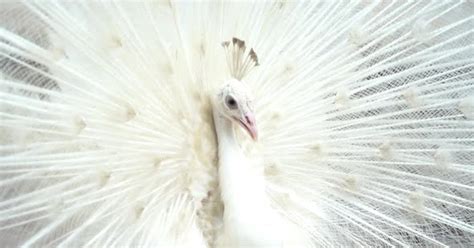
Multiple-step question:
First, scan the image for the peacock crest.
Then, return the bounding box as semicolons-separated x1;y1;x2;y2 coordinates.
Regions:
221;37;259;80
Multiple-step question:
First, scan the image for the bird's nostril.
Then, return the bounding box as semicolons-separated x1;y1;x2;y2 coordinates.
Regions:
245;115;254;125
245;116;251;124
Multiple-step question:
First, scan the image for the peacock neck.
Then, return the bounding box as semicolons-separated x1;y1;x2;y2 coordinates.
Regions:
212;106;265;212
212;110;239;151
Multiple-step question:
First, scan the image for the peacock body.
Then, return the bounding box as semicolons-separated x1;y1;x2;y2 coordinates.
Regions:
0;1;473;247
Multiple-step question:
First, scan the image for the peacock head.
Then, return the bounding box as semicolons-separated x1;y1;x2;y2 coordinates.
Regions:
216;78;258;141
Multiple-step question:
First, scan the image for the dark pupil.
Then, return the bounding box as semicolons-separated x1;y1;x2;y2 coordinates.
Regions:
226;96;237;109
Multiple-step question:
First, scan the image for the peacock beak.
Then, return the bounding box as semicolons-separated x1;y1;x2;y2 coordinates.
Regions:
236;113;258;141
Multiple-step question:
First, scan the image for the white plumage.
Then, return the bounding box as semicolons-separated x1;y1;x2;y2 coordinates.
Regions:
0;1;473;247
212;78;307;247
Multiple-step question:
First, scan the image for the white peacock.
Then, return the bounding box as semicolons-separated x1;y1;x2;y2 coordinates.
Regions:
0;1;473;247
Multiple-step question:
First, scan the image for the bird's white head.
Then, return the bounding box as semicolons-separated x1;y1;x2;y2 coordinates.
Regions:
215;78;258;141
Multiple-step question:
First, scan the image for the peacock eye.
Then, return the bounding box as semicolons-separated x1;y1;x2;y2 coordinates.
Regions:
225;95;238;109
